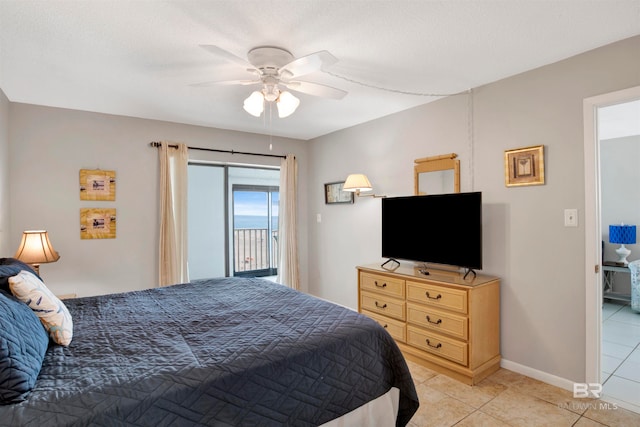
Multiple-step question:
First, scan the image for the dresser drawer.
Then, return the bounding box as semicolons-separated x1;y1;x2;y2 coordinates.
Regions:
360;272;405;298
360;291;406;321
407;302;468;340
363;310;406;343
407;281;468;314
407;325;468;366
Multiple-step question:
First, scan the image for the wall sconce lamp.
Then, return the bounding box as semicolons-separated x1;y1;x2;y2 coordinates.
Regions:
343;174;386;198
609;223;636;266
14;230;60;275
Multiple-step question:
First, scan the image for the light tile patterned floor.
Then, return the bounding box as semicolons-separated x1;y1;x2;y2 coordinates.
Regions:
406;361;640;427
601;301;640;413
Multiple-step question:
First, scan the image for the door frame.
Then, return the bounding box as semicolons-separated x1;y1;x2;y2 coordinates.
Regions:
583;85;640;384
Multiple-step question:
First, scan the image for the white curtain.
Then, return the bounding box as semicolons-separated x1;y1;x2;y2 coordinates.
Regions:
277;154;300;289
158;141;189;286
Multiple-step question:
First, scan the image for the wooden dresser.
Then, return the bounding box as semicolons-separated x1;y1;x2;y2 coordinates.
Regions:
357;263;500;385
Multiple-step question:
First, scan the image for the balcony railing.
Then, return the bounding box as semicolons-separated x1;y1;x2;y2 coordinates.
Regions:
234;229;279;274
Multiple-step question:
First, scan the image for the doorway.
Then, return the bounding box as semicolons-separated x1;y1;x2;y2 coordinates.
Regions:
584;85;640;413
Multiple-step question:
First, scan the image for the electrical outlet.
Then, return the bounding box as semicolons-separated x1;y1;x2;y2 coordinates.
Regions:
564;209;578;227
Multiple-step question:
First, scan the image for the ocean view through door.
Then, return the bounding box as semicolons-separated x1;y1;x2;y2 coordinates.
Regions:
232;185;279;277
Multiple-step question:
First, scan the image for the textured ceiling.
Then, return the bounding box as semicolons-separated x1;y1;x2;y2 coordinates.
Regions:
1;0;639;140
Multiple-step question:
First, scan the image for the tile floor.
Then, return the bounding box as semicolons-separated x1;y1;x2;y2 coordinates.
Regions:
406;361;640;426
601;301;640;413
402;301;640;426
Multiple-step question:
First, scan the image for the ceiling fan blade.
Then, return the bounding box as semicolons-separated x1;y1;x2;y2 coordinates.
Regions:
280;51;338;78
284;80;347;100
190;79;260;87
199;45;256;71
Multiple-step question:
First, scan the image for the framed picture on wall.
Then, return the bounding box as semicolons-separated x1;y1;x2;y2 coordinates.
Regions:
324;181;354;204
80;208;117;239
80;169;116;201
504;145;545;187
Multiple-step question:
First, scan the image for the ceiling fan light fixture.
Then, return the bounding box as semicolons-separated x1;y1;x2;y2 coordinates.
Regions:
277;91;300;118
243;91;264;117
262;85;280;102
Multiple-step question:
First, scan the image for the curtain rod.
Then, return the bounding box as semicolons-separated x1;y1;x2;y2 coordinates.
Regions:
149;141;287;159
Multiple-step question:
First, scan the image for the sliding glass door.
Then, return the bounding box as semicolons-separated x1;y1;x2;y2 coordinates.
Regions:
187;164;226;279
188;164;279;280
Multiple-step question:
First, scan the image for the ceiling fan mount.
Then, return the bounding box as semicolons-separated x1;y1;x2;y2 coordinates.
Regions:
246;46;294;75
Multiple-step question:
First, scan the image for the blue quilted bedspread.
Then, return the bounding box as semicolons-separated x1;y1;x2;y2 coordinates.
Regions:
0;277;419;426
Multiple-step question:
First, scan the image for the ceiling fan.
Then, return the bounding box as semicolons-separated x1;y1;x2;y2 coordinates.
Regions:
193;45;347;118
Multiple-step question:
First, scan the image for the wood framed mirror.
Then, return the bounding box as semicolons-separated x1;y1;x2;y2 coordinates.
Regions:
414;153;460;195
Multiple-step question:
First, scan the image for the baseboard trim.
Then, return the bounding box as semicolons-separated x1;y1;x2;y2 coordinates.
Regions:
500;358;575;392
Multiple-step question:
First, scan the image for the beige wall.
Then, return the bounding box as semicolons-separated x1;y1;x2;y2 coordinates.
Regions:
307;35;640;383
0;89;9;254
7;104;309;297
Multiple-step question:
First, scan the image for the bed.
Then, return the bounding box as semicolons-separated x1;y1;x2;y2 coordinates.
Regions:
0;264;419;426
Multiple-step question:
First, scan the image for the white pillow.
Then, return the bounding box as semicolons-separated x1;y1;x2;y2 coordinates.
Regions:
9;270;73;346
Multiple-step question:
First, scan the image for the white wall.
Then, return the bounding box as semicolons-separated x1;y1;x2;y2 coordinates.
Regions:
0;89;9;254
601;135;640;293
306;35;640;383
7;104;309;297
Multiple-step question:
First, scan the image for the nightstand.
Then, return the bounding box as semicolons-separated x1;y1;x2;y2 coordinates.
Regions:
603;262;631;302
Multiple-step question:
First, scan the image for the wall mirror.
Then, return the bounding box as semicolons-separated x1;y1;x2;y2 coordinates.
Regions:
414;153;460;195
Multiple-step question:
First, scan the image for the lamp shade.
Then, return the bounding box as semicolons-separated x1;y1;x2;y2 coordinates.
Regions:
14;230;60;265
343;174;373;192
276;91;300;118
609;225;636;244
243;91;264;117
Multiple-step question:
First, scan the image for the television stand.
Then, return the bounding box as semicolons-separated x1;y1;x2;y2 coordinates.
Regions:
357;263;501;385
463;268;477;280
381;258;400;271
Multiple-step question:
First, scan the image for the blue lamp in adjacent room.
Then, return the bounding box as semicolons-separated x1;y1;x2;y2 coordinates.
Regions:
609;224;636;266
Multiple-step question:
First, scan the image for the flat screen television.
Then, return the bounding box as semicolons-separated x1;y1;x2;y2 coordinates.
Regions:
381;192;482;270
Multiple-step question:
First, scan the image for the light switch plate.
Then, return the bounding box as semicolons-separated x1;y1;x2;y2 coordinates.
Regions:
564;209;578;227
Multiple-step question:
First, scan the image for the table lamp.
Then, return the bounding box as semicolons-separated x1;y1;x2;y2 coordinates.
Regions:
14;230;60;275
609;224;636;266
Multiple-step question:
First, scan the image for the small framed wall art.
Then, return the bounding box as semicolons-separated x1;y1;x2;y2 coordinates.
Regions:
80;169;116;201
324;181;354;204
80;208;117;239
504;145;545;187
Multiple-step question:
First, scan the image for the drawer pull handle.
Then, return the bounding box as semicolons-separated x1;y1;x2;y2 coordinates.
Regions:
382;324;388;329
426;315;442;325
426;339;442;349
375;301;387;309
374;281;387;288
425;291;442;300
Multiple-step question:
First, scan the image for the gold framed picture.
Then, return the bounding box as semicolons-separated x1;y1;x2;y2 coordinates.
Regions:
80;208;116;239
80;169;116;201
324;181;354;204
504;145;545;187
